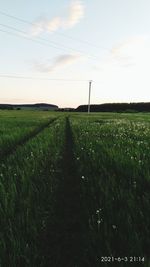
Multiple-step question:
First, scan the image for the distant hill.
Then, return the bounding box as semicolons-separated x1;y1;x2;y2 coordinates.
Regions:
57;107;75;112
0;103;58;110
76;103;150;112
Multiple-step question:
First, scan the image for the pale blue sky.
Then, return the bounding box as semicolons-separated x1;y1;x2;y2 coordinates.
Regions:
0;0;150;107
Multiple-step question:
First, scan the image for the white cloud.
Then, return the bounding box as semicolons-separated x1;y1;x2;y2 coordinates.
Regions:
63;0;85;28
111;36;146;55
34;54;82;73
111;35;149;65
47;17;62;32
91;35;150;103
31;1;84;36
94;35;150;71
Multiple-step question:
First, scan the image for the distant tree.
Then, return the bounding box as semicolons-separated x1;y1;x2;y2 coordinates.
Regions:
76;103;150;112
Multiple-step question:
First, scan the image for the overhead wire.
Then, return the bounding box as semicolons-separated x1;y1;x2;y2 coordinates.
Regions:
0;27;64;51
0;10;109;51
0;10;105;84
0;74;89;82
54;31;109;51
0;23;102;60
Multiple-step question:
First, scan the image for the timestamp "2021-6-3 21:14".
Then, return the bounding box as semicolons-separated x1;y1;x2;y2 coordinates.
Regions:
100;256;145;263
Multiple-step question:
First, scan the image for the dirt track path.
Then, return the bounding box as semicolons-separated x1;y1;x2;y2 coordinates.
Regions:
40;117;89;267
0;117;57;161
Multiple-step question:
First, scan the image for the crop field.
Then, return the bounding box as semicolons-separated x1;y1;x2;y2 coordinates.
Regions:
0;110;150;267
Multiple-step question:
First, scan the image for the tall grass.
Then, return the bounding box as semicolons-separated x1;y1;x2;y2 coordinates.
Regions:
0;117;65;266
0;111;150;266
71;116;150;266
0;110;57;157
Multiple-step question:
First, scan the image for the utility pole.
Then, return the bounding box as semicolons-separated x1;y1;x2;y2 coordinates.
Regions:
88;80;92;113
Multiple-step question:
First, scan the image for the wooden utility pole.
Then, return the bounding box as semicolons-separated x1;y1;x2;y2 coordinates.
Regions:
88;80;92;113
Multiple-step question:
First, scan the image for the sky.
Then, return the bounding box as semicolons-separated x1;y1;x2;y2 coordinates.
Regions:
0;0;150;108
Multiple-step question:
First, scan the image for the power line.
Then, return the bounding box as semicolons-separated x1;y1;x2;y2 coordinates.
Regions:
0;23;101;60
0;28;64;51
54;31;109;51
0;10;109;52
0;23;77;53
0;10;32;25
0;74;89;82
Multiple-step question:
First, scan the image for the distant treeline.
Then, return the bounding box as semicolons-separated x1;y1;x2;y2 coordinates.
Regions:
1;102;150;112
57;108;75;112
0;104;13;110
0;103;58;110
76;103;150;112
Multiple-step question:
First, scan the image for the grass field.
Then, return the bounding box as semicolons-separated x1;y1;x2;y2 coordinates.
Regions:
0;110;149;266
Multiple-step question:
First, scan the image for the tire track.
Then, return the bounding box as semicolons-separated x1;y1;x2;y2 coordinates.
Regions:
40;117;89;267
0;117;58;162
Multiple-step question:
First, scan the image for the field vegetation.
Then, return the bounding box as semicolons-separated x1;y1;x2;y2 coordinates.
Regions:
0;110;149;266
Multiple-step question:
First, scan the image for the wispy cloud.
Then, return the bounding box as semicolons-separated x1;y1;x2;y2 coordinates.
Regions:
93;35;149;71
64;0;85;28
110;35;148;65
34;54;82;72
90;35;150;103
31;0;85;36
111;36;147;55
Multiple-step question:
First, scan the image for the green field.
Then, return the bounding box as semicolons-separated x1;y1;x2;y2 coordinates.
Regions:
0;110;149;266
